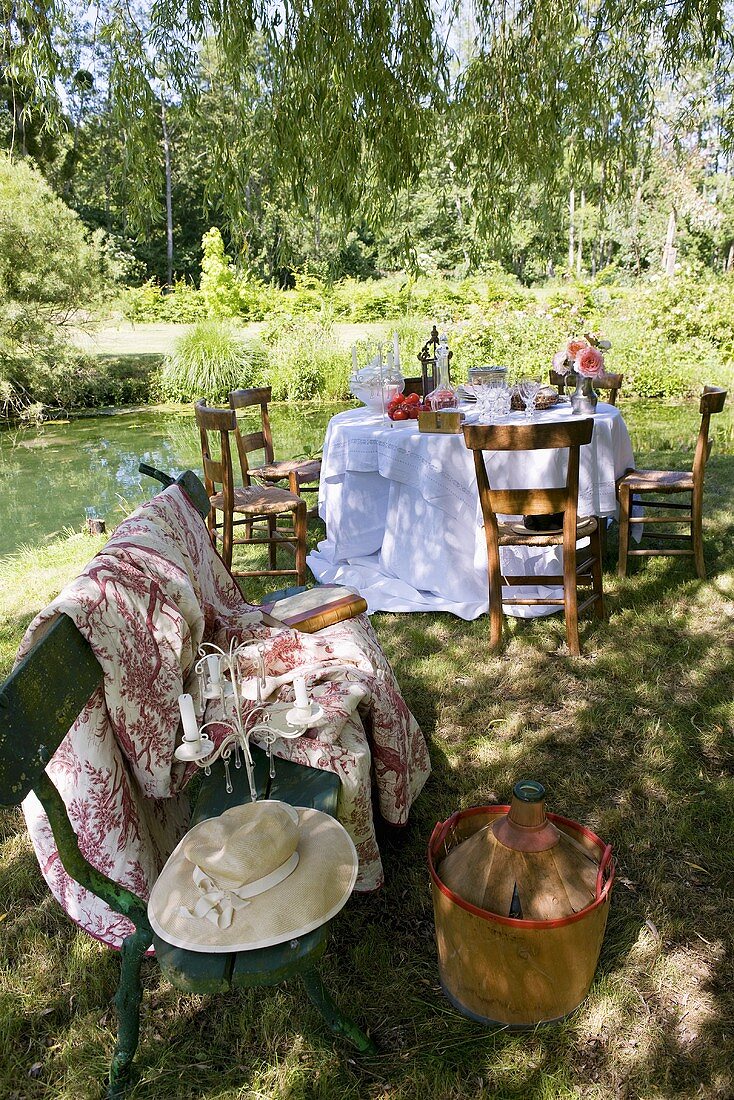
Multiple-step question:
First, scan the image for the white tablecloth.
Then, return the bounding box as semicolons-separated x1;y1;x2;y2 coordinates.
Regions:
307;403;635;620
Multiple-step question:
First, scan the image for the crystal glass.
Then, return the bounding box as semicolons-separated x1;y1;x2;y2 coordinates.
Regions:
466;366;509;421
427;336;458;410
517;379;543;419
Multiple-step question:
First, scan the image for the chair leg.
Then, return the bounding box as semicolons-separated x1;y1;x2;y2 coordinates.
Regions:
294;502;307;586
692;489;706;579
617;486;631;577
590;524;606;620
563;543;581;656
300;966;377;1054
597;515;608;562
108;924;153;1099
487;546;504;651
222;508;233;569
267;515;277;570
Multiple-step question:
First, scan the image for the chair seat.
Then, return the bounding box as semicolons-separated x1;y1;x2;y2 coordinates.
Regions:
618;469;694;493
253;458;321;484
497;516;598;546
209;485;303;515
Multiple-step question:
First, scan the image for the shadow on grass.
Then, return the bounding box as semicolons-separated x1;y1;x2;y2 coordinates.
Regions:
0;446;732;1098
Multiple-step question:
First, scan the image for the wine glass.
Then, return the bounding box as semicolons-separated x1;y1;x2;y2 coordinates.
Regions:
517;379;542;419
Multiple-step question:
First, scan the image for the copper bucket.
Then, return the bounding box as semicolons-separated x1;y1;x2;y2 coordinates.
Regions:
428;781;614;1027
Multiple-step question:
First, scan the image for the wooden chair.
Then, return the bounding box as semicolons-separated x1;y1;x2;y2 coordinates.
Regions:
550;369;624;405
463;418;605;656
195;400;307;584
617;385;728;579
229;388;321;512
402;377;425;398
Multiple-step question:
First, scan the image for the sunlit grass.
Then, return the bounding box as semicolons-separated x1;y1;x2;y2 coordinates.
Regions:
0;398;732;1097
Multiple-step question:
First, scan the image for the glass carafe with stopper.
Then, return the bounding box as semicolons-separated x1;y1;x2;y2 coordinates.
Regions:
427;333;458;410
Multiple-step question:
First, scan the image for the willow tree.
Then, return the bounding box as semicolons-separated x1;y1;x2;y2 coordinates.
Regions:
2;0;731;244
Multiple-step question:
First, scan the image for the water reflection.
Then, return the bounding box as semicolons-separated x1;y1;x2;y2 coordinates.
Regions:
0;404;345;558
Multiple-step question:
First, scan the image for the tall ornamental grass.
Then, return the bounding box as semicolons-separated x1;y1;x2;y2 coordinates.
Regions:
160;321;266;402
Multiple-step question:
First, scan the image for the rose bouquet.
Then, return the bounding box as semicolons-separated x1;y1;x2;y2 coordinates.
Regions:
552;334;611;379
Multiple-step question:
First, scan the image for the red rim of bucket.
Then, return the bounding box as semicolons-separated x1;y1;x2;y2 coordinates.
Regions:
428;805;615;930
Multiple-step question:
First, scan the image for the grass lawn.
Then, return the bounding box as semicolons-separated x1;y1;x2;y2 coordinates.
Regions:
1;400;733;1099
71;320;396;357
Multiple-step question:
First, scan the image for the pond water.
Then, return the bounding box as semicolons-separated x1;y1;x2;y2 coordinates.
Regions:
0;398;730;560
0;404;346;559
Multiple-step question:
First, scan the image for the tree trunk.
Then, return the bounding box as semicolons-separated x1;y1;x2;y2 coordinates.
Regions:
631;166;644;276
568;187;575;270
662;207;677;276
576;191;585;277
726;242;734;273
161;98;174;287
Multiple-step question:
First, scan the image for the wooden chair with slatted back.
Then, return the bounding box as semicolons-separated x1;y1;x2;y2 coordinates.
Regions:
549;369;624;405
195;400;307;584
229;388;321;513
401;377;425;398
463;418;605;656
617;384;728;579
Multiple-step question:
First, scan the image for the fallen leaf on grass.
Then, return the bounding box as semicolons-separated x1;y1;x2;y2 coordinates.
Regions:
645;919;661;940
28;1062;43;1078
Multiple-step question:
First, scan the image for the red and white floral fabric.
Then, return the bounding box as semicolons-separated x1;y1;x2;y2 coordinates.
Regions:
18;485;430;949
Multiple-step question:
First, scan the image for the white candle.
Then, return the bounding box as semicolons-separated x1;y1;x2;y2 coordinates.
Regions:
178;693;200;743
206;654;221;685
351;346;358;372
293;675;309;711
393;331;400;368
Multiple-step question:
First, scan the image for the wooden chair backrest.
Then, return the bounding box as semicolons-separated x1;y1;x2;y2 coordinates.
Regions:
549;369;624;404
463;418;594;530
194;400;238;503
229;388;275;481
693;385;728;487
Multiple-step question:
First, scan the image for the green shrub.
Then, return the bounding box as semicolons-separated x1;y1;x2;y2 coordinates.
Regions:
124;279;207;323
159;321;266;402
200;228;245;318
262;318;352;401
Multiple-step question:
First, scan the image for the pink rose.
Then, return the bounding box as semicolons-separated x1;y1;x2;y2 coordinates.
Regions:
567;338;588;361
552;349;569;373
575;345;605;378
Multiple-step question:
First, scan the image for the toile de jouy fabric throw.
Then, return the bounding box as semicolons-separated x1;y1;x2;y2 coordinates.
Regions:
17;485;430;949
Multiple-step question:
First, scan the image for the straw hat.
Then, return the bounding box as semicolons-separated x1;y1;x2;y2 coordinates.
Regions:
148;801;358;952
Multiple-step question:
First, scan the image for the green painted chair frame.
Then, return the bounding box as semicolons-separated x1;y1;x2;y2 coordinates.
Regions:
0;472;375;1100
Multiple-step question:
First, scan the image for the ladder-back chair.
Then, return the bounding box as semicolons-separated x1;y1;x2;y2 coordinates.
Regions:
229;388;321;511
550;370;624;405
463;418;605;656
617;384;728;578
195;400;307;584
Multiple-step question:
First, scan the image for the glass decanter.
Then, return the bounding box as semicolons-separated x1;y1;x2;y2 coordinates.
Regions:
427;333;458;410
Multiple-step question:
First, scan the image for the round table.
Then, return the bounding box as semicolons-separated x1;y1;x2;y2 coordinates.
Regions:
307;403;635;620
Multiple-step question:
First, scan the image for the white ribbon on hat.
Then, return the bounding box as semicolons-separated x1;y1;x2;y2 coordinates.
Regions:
179;851;300;929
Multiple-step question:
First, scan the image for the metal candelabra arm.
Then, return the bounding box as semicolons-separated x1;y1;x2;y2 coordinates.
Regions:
175;638;323;799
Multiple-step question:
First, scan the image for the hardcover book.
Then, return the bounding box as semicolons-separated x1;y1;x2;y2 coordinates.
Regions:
260;584;368;633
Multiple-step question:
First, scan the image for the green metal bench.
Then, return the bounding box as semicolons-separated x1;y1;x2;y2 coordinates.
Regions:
0;470;375;1099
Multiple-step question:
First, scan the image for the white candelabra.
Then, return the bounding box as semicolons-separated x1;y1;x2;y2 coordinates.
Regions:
175;640;323;799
